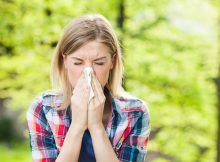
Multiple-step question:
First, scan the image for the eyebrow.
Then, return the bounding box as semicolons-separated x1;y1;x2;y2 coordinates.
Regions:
94;56;107;61
71;56;107;61
71;57;83;61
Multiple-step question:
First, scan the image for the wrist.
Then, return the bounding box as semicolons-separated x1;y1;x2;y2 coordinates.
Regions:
69;123;86;136
89;123;105;135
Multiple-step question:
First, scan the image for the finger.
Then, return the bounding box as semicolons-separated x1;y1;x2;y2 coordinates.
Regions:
90;74;97;98
73;73;84;90
75;73;88;91
91;73;105;102
73;73;89;98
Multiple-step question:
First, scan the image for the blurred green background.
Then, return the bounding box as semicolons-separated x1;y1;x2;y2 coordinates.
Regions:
0;0;219;162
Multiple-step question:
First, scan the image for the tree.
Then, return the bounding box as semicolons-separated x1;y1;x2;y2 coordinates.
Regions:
216;2;220;161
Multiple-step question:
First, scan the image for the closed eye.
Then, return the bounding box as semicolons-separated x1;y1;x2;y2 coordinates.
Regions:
94;62;105;65
73;62;82;65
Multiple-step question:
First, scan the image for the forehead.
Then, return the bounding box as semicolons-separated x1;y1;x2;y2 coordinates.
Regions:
70;41;111;58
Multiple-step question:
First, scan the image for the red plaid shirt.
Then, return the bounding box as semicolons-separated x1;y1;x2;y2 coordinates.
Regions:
27;91;150;162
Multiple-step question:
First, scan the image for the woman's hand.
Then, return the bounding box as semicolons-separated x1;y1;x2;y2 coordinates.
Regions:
88;73;106;132
70;73;89;133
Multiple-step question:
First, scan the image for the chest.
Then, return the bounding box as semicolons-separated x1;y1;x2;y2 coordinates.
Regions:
44;105;133;153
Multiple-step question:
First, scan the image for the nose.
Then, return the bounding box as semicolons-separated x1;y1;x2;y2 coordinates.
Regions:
83;63;95;75
84;61;93;67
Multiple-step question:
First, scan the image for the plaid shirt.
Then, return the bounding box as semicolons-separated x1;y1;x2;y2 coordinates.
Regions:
27;91;150;162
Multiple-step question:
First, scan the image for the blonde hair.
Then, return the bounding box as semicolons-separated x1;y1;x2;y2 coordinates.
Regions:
51;14;124;109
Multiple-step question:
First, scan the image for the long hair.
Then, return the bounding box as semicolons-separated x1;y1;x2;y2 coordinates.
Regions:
51;14;124;109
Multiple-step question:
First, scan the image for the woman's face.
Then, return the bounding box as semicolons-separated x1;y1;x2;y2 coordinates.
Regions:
63;40;114;88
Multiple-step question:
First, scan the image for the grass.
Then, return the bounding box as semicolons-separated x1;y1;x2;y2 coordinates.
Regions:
0;142;32;162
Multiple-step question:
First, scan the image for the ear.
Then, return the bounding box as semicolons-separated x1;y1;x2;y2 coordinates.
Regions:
110;54;116;69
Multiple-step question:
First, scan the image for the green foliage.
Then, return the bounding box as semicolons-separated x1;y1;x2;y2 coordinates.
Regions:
124;0;218;161
0;117;17;142
0;142;31;162
0;0;218;161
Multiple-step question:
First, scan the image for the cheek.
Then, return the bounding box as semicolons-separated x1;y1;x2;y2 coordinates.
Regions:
94;66;110;87
66;66;83;88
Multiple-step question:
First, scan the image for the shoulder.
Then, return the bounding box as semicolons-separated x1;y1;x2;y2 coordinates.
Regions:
27;90;63;117
41;90;63;109
112;92;149;116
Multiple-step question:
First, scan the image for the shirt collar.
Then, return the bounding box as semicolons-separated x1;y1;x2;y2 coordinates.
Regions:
111;97;122;117
107;88;122;117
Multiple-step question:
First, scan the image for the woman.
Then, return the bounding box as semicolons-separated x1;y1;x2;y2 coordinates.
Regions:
27;14;150;162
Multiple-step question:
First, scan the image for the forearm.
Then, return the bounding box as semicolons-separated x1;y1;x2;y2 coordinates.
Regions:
90;125;119;162
56;124;84;162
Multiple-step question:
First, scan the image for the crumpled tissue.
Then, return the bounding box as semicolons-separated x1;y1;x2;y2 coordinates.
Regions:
83;67;95;102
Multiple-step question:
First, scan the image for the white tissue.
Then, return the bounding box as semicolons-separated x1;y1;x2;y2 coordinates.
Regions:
83;67;95;101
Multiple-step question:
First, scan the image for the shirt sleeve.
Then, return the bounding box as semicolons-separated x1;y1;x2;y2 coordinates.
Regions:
118;102;150;162
26;96;58;162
